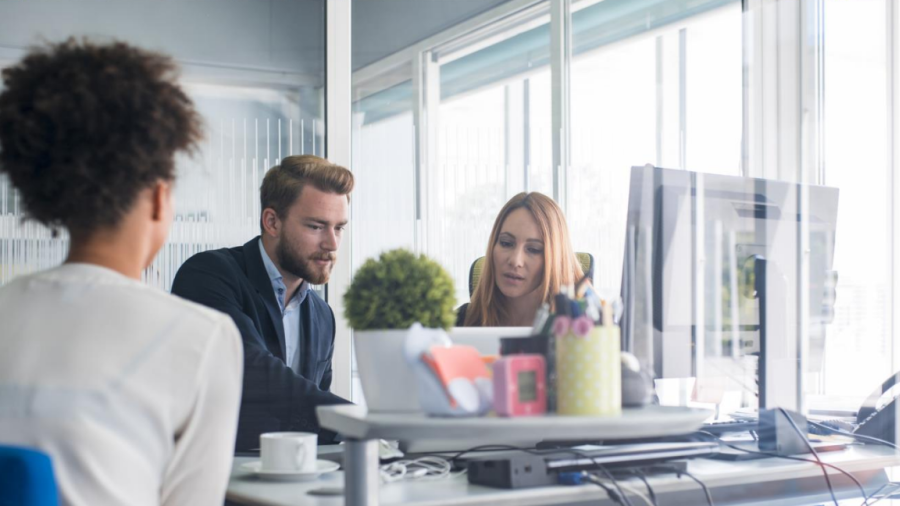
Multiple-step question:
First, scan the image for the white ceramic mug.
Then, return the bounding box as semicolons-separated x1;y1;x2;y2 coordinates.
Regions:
260;432;317;472
654;377;696;407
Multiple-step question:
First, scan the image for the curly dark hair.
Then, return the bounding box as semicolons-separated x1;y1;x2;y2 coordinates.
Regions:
0;39;202;235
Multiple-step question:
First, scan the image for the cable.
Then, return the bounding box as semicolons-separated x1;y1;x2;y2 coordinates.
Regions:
442;444;534;467
520;444;704;506
808;420;900;450
593;466;635;506
865;482;900;506
775;407;841;506
585;473;654;506
584;472;626;506
440;443;626;476
442;443;651;506
648;465;713;506
617;482;654;506
681;469;714;506
538;446;634;506
582;473;630;506
696;430;870;505
379;456;453;483
432;441;734;506
623;469;658;506
558;471;623;505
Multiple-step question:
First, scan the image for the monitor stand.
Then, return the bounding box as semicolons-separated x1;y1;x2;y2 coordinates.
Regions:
755;257;801;412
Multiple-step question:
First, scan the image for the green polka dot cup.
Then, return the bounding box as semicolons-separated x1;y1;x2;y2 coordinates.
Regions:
556;325;622;416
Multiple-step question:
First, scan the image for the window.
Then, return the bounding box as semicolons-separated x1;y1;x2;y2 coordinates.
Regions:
815;0;891;409
569;1;742;298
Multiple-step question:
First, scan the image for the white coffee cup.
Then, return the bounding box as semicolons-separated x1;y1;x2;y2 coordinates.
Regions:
654;377;696;407
260;432;317;472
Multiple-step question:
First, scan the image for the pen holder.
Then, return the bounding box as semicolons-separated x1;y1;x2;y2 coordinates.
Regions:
555;323;621;416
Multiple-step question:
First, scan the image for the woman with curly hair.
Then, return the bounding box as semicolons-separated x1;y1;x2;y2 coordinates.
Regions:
458;192;584;327
0;40;243;506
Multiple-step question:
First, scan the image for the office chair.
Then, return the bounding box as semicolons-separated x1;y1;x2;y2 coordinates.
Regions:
468;252;594;297
0;446;59;506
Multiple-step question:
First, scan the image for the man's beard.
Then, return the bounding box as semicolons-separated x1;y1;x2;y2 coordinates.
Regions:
276;237;335;285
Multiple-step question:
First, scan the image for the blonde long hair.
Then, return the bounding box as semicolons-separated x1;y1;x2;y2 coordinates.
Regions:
464;192;583;327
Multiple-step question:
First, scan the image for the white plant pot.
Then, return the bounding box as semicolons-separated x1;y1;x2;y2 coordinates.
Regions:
353;329;422;413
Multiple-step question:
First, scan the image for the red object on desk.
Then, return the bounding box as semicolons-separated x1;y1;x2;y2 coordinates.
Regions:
421;345;490;408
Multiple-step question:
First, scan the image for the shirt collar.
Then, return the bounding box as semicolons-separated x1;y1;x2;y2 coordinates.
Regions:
258;238;308;308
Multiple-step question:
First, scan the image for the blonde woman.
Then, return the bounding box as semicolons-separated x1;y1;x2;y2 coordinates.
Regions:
458;192;584;327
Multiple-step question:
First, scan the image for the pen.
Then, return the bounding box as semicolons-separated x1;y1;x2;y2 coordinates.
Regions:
555;293;571;317
570;299;582;318
601;300;613;328
531;303;550;335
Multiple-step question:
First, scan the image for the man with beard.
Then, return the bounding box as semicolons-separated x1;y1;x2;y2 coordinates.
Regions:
171;155;352;450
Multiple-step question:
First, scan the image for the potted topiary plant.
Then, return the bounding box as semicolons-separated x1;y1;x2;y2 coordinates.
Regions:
344;248;456;412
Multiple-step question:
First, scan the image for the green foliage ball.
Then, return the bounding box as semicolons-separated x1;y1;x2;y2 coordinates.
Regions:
344;249;457;331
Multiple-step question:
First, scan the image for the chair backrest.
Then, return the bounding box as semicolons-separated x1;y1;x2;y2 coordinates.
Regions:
468;252;594;297
0;446;59;506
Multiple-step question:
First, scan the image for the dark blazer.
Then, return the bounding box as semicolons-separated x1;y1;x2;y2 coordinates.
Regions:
171;237;349;450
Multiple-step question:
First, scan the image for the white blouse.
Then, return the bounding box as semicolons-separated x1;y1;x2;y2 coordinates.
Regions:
0;263;243;506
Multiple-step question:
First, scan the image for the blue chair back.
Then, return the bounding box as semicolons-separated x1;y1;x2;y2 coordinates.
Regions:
0;446;59;506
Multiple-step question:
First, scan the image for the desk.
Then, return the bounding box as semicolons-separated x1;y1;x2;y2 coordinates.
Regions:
226;446;900;506
225;405;900;506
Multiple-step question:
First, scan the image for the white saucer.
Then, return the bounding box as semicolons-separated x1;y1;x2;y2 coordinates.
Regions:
240;460;340;481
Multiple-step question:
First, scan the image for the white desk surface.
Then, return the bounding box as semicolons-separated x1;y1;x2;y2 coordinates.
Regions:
226;444;900;506
316;404;713;443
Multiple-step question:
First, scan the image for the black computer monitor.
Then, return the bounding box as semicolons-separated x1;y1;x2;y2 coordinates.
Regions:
620;165;838;410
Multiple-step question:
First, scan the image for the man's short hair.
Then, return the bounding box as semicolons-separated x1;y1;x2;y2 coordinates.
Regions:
259;155;354;230
0;38;201;235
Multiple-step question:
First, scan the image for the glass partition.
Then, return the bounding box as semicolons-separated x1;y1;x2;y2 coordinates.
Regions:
349;0;899;428
0;0;326;292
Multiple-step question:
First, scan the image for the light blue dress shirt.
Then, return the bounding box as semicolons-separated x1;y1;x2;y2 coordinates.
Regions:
259;239;308;372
